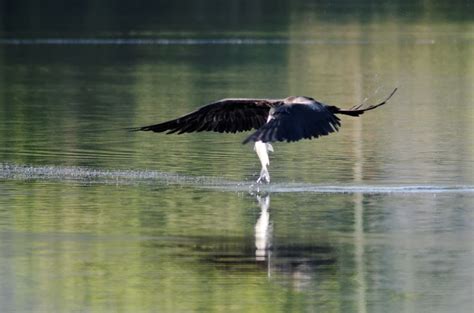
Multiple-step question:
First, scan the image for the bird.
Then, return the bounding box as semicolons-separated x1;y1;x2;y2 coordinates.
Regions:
131;88;397;183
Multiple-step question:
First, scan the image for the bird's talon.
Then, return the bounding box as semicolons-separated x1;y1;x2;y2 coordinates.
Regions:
256;175;270;184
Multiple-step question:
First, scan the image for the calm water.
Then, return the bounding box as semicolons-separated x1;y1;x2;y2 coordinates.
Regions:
1;1;473;312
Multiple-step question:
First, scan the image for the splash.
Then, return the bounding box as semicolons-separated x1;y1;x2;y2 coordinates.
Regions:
1;163;473;194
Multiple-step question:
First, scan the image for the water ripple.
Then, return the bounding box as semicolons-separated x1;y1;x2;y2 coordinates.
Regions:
1;37;466;46
1;163;473;194
0;38;369;46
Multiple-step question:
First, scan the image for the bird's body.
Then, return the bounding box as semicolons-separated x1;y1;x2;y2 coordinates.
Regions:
132;88;397;183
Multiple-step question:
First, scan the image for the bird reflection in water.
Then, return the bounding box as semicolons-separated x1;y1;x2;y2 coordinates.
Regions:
200;193;336;290
254;194;272;275
251;194;335;286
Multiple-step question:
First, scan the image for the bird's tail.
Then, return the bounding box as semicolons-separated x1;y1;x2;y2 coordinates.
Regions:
330;88;397;117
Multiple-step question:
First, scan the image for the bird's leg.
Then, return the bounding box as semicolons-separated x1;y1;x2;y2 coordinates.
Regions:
254;141;273;183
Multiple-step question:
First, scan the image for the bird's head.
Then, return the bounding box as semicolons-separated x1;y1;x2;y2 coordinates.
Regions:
284;96;315;104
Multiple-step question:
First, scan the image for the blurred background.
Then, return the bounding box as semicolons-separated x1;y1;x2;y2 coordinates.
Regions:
0;1;473;312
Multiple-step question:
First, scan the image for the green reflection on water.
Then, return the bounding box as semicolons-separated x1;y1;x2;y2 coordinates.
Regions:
0;183;346;312
0;1;473;312
1;182;472;312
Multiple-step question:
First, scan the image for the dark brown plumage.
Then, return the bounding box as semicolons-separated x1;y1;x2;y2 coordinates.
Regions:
133;99;279;135
132;88;397;144
131;88;397;183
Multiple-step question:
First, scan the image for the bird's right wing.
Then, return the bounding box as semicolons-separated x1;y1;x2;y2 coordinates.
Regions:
131;98;281;134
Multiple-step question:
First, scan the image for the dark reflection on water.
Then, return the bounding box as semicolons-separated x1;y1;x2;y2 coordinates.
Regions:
2;0;472;37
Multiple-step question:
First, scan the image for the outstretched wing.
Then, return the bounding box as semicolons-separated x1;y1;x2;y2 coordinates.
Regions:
243;102;341;144
243;88;397;144
132;98;281;134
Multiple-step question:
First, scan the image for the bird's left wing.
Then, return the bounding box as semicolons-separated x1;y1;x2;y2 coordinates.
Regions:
243;102;341;144
132;98;281;134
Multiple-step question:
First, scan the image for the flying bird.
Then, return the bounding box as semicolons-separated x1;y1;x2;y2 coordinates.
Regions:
132;88;397;183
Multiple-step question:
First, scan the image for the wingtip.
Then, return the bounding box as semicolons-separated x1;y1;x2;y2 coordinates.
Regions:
126;127;143;132
388;87;398;100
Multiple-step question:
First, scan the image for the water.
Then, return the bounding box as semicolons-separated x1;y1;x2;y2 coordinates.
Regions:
1;1;473;312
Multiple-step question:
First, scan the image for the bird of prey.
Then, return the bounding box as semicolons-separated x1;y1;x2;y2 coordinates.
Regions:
132;88;397;183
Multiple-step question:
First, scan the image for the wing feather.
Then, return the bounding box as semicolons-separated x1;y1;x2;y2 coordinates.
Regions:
132;99;281;134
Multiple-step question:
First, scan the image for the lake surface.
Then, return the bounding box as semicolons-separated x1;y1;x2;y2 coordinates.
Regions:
1;1;473;312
